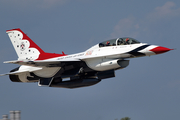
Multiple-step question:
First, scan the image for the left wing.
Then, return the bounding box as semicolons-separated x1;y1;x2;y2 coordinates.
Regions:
4;58;81;67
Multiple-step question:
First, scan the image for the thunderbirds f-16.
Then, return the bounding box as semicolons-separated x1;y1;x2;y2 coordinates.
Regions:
0;28;173;88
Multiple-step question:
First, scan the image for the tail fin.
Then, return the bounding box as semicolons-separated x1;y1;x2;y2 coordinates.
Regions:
6;28;65;61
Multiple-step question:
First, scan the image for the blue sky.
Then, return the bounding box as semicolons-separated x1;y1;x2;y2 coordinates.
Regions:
0;0;179;120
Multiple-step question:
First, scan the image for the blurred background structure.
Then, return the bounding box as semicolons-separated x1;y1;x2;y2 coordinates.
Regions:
0;111;20;120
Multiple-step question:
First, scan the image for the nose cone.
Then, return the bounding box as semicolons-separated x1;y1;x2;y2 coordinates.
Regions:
150;46;173;54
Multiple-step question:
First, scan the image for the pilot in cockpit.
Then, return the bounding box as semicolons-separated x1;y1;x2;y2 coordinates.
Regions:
125;38;130;45
106;41;110;46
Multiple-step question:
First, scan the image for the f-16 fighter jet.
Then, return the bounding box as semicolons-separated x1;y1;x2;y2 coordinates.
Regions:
0;28;173;88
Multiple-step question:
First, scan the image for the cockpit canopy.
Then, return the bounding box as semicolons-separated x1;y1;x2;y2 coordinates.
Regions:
99;37;140;48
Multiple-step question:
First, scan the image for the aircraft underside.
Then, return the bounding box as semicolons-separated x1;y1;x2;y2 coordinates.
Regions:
8;60;129;88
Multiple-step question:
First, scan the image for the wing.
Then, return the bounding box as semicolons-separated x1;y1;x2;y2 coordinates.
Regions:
1;58;82;77
4;58;81;67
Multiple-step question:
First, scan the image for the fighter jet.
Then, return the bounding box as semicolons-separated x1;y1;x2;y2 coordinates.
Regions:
0;28;173;88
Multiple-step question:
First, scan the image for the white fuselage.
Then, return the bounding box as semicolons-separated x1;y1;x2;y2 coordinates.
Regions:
37;43;156;72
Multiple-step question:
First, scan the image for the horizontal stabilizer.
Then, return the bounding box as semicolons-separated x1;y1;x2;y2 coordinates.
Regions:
0;67;42;76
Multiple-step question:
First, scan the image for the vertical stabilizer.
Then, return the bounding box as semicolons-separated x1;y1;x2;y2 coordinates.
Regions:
6;28;45;60
6;28;66;61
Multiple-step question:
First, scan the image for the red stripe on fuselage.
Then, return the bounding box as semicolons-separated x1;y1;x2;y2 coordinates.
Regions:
36;52;66;60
